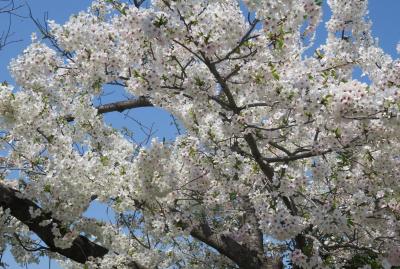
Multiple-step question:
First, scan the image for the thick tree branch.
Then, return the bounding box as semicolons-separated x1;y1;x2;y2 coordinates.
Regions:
264;149;332;163
244;133;274;180
97;97;153;113
0;182;146;269
65;96;153;122
189;223;266;269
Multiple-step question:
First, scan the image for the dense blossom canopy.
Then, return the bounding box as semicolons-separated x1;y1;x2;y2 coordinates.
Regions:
0;0;400;268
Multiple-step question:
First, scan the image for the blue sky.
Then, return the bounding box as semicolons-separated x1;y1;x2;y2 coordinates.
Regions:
0;0;399;268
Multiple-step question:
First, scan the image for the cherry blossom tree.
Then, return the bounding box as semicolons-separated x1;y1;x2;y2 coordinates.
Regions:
1;0;400;268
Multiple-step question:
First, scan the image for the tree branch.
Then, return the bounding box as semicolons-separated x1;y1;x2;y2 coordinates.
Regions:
97;97;152;114
65;97;153;122
264;149;332;163
189;223;266;269
0;182;147;269
244;133;274;180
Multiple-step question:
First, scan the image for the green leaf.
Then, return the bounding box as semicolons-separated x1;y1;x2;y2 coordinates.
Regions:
302;240;313;257
92;78;103;93
194;77;205;87
44;184;51;193
347;217;354;227
229;192;237;201
321;94;333;106
188;147;196;158
207;129;216;140
364;150;374;162
120;166;126;175
276;37;284;50
254;72;264;84
268;62;280;80
315;49;324;60
114;196;123;205
153;14;168;28
333;127;341;138
100;156;109;166
251;163;260;173
47;135;55;143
